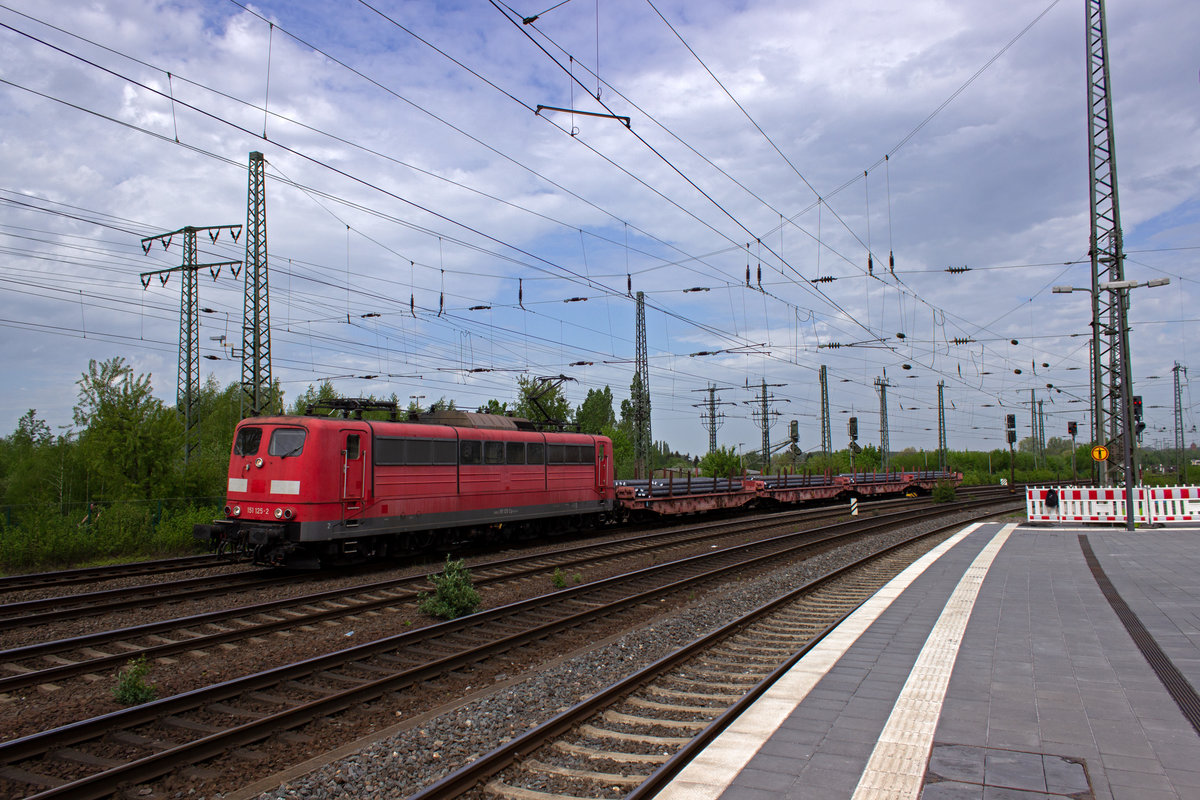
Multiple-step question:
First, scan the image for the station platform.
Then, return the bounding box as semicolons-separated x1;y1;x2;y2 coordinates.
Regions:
655;521;1200;800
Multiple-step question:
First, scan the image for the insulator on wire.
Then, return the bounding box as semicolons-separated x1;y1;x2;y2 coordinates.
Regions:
627;274;632;296
756;264;762;287
868;253;874;275
746;265;751;287
889;251;895;272
438;291;444;317
519;278;525;309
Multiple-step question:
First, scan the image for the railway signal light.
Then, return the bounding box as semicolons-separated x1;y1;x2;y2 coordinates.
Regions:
848;416;858;440
789;419;799;444
1131;396;1145;438
1006;414;1016;445
1068;421;1078;436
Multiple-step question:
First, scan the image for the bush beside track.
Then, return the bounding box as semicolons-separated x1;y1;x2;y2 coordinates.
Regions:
0;500;217;573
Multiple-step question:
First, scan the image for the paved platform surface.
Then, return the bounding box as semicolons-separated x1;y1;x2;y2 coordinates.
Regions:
656;521;1200;800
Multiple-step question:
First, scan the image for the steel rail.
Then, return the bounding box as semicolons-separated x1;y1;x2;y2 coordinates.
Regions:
0;555;233;594
0;569;294;632
411;511;1013;799
1;499;1007;798
0;495;929;691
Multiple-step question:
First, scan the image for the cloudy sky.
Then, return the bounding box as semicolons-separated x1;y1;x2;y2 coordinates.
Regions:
1;0;1197;460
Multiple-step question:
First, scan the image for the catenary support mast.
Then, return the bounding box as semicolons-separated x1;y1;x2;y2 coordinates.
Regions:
241;151;273;417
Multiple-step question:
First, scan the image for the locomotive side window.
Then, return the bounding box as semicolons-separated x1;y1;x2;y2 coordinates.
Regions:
346;434;361;460
460;440;482;465
484;441;505;465
268;428;306;458
234;427;262;456
506;442;525;465
527;442;545;464
580;444;595;463
375;438;405;464
376;438;458;465
432;440;457;465
407;439;433;464
547;444;566;464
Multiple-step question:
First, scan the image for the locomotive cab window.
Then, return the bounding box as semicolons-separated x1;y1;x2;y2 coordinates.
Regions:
345;434;361;460
234;427;262;456
268;428;306;458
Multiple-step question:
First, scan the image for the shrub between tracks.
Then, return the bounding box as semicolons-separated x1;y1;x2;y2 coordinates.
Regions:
112;655;158;705
418;556;482;619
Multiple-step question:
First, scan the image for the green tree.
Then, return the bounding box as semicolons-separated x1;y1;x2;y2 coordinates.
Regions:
514;375;571;427
74;357;181;500
603;424;634;479
1;410;59;505
289;380;339;415
575;386;615;434
476;399;509;415
698;445;742;478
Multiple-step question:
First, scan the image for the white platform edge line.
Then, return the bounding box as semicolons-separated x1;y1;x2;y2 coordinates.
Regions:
851;522;1015;799
653;521;987;800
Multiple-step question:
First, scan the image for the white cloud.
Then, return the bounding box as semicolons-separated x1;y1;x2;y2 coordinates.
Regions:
0;0;1196;460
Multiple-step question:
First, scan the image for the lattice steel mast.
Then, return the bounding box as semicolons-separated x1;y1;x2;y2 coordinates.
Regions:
937;380;947;472
693;385;734;455
1087;0;1132;486
820;365;832;457
875;375;891;471
746;379;786;469
139;225;241;464
241;151;273;417
1174;362;1187;478
633;291;652;478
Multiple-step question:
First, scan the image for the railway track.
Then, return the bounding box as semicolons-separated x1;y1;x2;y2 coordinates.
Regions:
0;488;1004;634
0;554;238;595
0;568;303;634
413;522;961;800
0;496;1013;799
0;495;973;695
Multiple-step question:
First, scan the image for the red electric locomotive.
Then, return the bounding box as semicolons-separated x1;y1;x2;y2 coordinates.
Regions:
195;402;614;568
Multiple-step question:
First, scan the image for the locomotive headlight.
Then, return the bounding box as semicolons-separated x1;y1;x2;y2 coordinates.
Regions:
282;508;294;520
232;505;241;516
224;505;232;516
255;457;264;468
274;508;284;519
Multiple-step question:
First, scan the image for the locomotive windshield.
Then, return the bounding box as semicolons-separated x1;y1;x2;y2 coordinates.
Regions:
269;428;307;458
233;427;262;456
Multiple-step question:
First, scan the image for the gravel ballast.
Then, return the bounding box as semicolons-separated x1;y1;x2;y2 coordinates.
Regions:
242;512;989;800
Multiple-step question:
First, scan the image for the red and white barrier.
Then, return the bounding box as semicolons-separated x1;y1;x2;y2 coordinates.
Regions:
1026;485;1200;525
